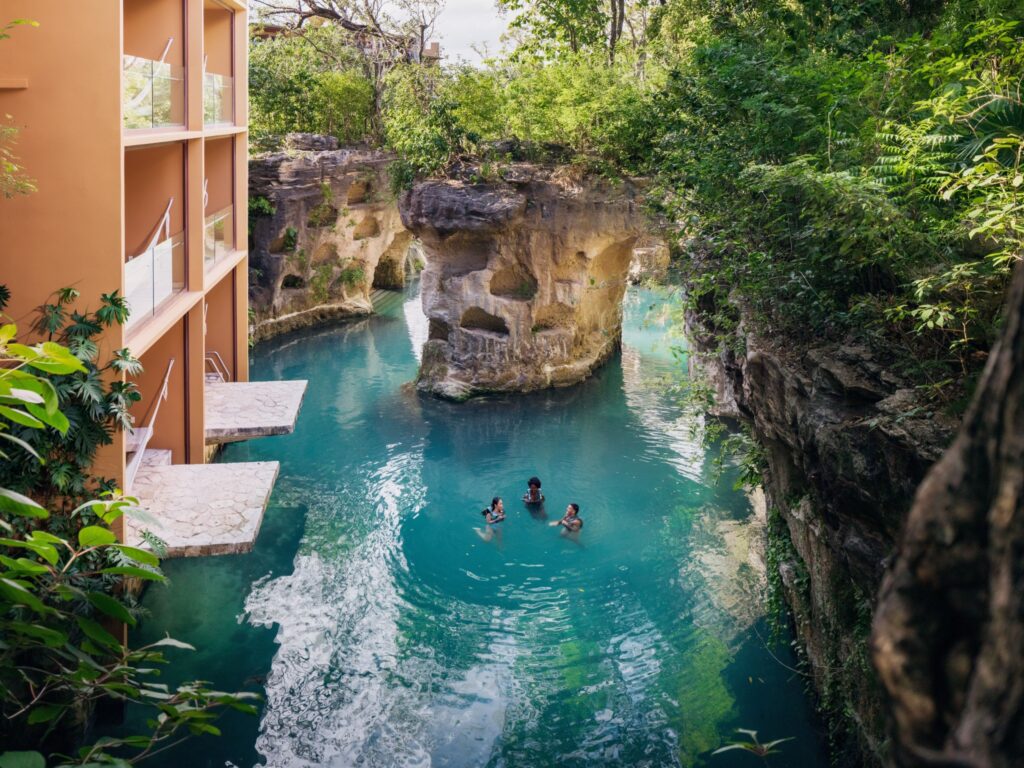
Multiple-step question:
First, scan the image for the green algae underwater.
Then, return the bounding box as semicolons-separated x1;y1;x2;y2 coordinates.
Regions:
115;283;826;767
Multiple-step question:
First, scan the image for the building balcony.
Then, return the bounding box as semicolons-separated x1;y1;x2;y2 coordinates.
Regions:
204;205;234;267
203;72;234;126
122;54;185;131
125;231;185;330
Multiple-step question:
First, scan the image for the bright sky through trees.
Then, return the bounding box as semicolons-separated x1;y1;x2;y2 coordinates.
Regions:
436;0;508;62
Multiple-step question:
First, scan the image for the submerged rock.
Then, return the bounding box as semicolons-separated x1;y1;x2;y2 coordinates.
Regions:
399;165;654;399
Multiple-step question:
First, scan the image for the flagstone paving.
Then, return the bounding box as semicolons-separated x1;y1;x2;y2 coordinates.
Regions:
126;458;280;557
204;380;308;444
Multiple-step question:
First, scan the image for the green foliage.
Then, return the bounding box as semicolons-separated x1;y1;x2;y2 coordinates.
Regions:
764;507;809;643
713;728;793;759
381;50;655;185
1;20;38;199
383;64;476;190
0;323;256;762
282;226;299;252
500;0;608;57
249;25;374;146
642;2;1024;398
310;263;334;304
712;427;766;491
338;265;366;287
307;183;337;228
1;117;34;199
498;51;655;168
250;196;275;217
0;289;141;513
311;70;375;144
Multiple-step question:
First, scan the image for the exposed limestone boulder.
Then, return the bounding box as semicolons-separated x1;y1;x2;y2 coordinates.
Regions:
248;139;412;341
399;165;652;399
689;310;958;766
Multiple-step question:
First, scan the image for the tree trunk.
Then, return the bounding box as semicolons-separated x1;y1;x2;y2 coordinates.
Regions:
873;262;1024;768
608;0;620;64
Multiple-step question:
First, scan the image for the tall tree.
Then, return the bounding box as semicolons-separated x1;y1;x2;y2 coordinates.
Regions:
251;0;445;134
499;0;648;63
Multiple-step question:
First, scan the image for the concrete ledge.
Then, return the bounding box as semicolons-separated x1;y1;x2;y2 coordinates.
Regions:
205;380;308;444
127;461;280;558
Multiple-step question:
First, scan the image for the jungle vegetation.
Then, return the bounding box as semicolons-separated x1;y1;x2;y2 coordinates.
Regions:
251;0;1024;400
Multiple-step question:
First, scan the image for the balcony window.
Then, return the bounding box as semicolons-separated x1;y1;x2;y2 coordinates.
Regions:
125;232;185;328
203;72;233;125
204;1;235;127
204;206;234;266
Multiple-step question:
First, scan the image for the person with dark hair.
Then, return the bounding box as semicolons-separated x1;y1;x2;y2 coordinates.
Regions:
482;497;505;524
551;503;583;533
523;477;544;504
476;497;505;542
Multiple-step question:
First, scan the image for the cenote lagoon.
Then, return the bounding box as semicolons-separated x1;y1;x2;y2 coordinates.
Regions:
123;284;826;767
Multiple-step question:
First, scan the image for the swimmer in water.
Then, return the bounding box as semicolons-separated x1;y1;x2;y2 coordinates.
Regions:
476;497;505;541
523;477;545;504
551;503;583;533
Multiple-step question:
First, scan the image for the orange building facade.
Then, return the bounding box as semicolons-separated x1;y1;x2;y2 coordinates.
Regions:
0;0;251;504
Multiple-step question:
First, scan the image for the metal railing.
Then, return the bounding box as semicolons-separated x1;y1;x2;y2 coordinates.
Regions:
204;205;234;267
123;41;185;130
203;72;234;126
125;359;175;491
205;351;232;383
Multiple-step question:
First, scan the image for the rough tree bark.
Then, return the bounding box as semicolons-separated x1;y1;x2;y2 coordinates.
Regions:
873;262;1024;768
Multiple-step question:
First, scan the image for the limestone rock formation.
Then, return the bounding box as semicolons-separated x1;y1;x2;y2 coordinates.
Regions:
628;235;671;284
399;165;651;399
249;136;412;341
873;264;1024;768
690;312;958;766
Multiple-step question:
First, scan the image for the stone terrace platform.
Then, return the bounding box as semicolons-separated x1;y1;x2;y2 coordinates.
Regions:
205;380;308;444
127;457;280;557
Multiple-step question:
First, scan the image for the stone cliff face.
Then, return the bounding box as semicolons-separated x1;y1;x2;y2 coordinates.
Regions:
873;264;1024;768
690;313;958;766
399;165;651;399
248;135;412;341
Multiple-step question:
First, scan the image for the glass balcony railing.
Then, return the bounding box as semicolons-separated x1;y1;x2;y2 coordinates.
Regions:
204;206;234;267
125;232;185;329
203;73;234;126
123;56;185;130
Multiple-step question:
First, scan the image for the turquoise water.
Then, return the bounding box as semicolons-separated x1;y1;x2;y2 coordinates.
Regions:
126;284;826;767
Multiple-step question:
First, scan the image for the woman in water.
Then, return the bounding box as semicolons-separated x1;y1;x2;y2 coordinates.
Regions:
483;497;505;524
523;477;545;504
523;477;548;520
476;497;505;542
551;503;583;533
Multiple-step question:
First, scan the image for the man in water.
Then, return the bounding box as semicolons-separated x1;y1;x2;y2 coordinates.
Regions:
552;503;583;533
